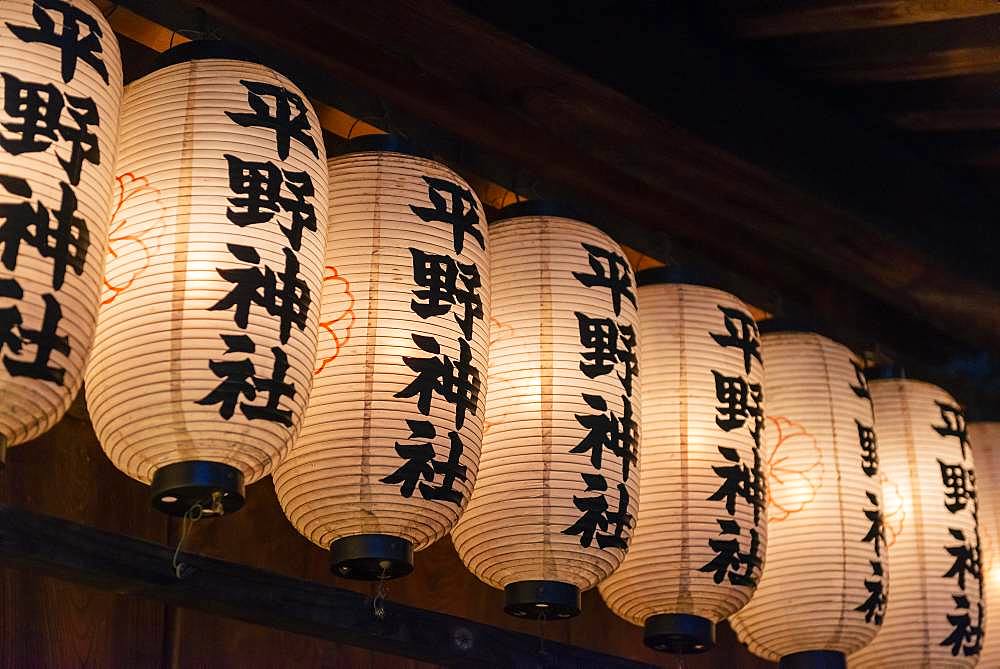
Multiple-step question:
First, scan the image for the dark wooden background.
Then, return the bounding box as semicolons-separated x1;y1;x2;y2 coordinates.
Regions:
0;406;775;668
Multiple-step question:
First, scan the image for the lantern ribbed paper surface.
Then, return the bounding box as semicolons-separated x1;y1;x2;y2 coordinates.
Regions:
451;211;640;618
849;379;983;667
969;422;998;666
0;0;122;453
272;145;490;578
599;281;766;652
85;48;328;511
729;331;885;665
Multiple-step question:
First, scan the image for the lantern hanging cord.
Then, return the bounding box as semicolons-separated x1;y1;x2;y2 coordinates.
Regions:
537;611;547;660
171;493;224;579
371;563;390;621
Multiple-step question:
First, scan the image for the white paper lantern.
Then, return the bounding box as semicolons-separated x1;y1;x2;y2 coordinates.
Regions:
272;136;490;579
599;274;766;653
850;377;983;667
85;42;328;514
969;421;999;666
0;0;122;460
729;329;886;668
451;203;640;618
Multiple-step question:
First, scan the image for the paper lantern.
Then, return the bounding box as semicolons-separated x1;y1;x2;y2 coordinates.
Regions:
272;135;490;578
85;42;328;514
451;202;640;618
728;327;885;668
0;0;122;462
968;421;998;666
849;377;983;667
598;272;766;653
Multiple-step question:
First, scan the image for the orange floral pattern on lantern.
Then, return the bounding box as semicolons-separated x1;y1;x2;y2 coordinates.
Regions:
101;173;162;305
879;471;906;548
764;415;825;523
314;265;355;375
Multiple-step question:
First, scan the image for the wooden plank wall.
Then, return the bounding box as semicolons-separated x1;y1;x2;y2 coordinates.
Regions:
0;412;775;668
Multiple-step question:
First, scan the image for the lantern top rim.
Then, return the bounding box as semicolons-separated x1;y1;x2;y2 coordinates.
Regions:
331;134;432;159
635;265;725;291
152;39;263;72
864;363;908;381
494;199;585;222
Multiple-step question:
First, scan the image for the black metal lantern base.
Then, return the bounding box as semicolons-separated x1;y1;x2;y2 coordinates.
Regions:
150;461;245;516
330;534;414;580
504;580;581;619
643;613;715;654
779;650;846;669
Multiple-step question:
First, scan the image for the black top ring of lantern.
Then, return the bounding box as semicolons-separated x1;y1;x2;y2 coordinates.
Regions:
503;580;581;620
494;199;584;222
333;134;431;159
151;39;263;72
635;265;726;292
644;613;716;654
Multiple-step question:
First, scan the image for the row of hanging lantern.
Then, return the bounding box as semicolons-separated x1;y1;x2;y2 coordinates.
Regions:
2;2;998;667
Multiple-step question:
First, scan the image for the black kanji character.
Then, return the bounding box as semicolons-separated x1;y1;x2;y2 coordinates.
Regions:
395;334;481;430
562;472;630;549
572;243;635;316
6;0;109;84
381;419;436;498
713;371;764;446
708;445;764;522
196;334;256;419
940;460;975;514
0;278;22;357
854;561;886;625
56;94;98;185
576;312;618;379
277;169;316;251
933;401;970;458
225;154;282;226
698;519;761;587
617;322;638;396
862;491;885;558
710;306;761;374
422;430;469;505
858;420;878;477
409;176;484;255
226;80;318;159
850;359;872;402
941;595;983;657
572;393;638;481
242;346;295;426
210;244;311;344
0;72;62;155
409;248;482;340
0;173;47;272
943;528;981;591
3;293;68;384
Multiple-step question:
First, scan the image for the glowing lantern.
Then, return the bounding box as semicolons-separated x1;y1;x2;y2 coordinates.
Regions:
850;376;983;667
599;271;766;652
85;42;328;514
272;135;490;578
969;421;999;666
729;327;886;668
0;0;122;461
451;202;640;618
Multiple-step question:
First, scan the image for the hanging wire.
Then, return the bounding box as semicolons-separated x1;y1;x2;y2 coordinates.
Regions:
170;492;224;579
537;610;547;662
371;563;390;621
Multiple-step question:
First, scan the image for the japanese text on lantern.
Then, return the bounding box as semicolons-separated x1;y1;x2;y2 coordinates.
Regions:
379;175;485;505
851;361;887;625
699;307;764;586
935;402;983;658
195;79;320;427
561;243;638;550
0;0;111;387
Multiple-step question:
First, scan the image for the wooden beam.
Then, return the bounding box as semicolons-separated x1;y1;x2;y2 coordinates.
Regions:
0;504;653;669
801;45;1000;83
720;0;1000;38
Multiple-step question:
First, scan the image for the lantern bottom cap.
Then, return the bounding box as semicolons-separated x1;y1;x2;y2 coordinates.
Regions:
643;613;715;654
150;460;245;517
778;650;846;669
503;580;581;619
330;534;414;580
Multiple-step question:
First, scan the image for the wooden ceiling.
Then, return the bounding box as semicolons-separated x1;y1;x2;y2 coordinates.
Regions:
700;1;1000;191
